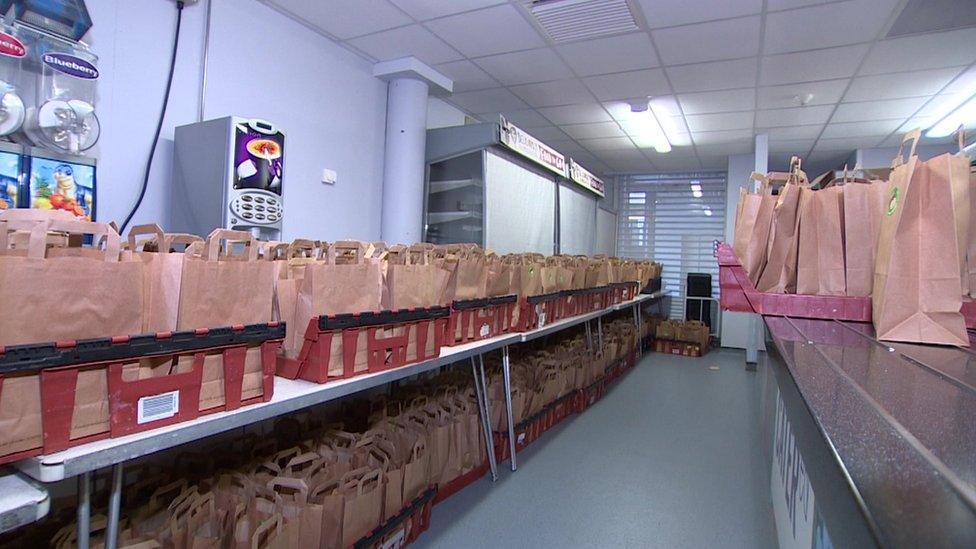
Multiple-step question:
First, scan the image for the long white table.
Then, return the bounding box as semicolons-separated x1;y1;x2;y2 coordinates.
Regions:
7;290;666;547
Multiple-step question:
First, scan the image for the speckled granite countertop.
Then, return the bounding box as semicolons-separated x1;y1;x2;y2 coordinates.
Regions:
765;316;976;548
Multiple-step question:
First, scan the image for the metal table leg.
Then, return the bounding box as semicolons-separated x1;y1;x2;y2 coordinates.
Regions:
470;356;498;481
746;314;759;370
597;315;604;356
77;472;91;549
501;345;517;472
105;463;124;549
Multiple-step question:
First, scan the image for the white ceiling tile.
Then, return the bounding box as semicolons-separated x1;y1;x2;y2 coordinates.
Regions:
667;58;758;93
896;116;937;136
474;48;573;86
820;119;903;138
696;142;753;156
563;122;627;140
761;45;869;85
642;154;702;172
685;111;755;132
756;105;834;128
769;138;816;153
917;93;969;119
555;32;658;77
767;0;831;10
599;149;649;162
764;125;824;139
692;129;754;144
831;97;929;123
434;60;499;92
843;67;963;102
523;125;571;142
347;25;461;65
764;0;898;55
637;0;763;29
653;16;761;65
509;79;594;108
449;88;528;113
389;0;503;20
425;4;545;57
538;104;613;125
815;136;881;151
644;146;698;160
607;158;656;172
498;109;552;127
269;0;411;39
757;79;848;109
578;136;637;151
679;88;756;115
942;65;976;95
582;69;671;101
859;28;976;76
699;155;731;169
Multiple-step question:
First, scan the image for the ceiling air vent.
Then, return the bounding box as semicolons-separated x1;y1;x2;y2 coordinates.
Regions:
886;0;976;38
527;0;639;43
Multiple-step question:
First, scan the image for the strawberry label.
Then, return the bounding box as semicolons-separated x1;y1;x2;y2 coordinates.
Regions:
0;32;26;58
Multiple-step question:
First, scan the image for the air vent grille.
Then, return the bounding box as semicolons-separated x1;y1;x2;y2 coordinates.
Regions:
528;0;639;43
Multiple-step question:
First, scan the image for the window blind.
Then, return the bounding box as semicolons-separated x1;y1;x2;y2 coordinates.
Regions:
615;172;726;318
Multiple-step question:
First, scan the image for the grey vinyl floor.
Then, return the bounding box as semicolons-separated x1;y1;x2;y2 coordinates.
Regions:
417;348;778;548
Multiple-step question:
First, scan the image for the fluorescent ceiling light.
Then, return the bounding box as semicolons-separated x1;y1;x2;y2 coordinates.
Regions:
629;102;671;153
926;92;976;138
704;208;713;216
691;181;702;198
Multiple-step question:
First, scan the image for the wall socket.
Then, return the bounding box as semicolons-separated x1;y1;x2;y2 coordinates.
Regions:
322;168;337;185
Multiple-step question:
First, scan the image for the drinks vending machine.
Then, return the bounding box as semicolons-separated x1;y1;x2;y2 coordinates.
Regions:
172;117;284;240
0;0;98;220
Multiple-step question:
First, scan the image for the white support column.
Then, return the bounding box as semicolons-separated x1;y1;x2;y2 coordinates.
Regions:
746;132;769;368
374;58;452;244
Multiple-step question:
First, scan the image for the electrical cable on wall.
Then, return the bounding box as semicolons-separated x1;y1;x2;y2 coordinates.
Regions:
119;0;186;234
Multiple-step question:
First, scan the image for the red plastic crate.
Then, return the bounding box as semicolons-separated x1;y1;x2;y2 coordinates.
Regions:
717;243;873;323
433;461;490;505
442;296;518;347
354;487;436;549
515;293;565;332
573;377;606;413
493;391;576;462
0;323;283;463
276;308;449;384
609;282;639;304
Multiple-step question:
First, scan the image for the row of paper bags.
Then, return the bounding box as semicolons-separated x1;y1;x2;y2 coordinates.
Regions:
0;210;662;352
36;366;488;549
732;131;974;345
486;318;639;430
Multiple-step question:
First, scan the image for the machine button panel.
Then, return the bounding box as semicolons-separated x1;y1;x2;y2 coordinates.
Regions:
230;191;282;225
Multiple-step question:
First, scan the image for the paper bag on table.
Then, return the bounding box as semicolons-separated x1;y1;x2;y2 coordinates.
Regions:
873;129;968;345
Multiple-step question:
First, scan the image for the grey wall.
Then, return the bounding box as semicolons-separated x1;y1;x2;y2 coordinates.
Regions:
87;0;390;241
856;142;959;169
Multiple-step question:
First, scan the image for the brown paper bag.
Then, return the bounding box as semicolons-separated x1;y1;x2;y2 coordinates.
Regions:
177;229;275;330
287;241;384;357
873;130;968;345
125;225;203;333
929;135;972;297
0;218;143;346
485;251;513;297
384;245;450;309
339;468;384;548
843;178;891;296
756;159;807;293
0;373;42;457
796;185;846;295
739;173;777;283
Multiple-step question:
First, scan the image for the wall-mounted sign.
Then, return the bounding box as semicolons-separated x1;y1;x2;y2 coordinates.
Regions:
569;159;605;197
499;115;566;176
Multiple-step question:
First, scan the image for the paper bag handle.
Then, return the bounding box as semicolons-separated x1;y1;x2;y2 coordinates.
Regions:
126;224;166;252
892;128;921;168
203;228;258;261
287;239;320;259
27;219;122;261
328;240;375;264
251;515;282;549
260;240;289;261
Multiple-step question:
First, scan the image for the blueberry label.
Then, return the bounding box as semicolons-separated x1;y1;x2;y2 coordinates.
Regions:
43;53;99;79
